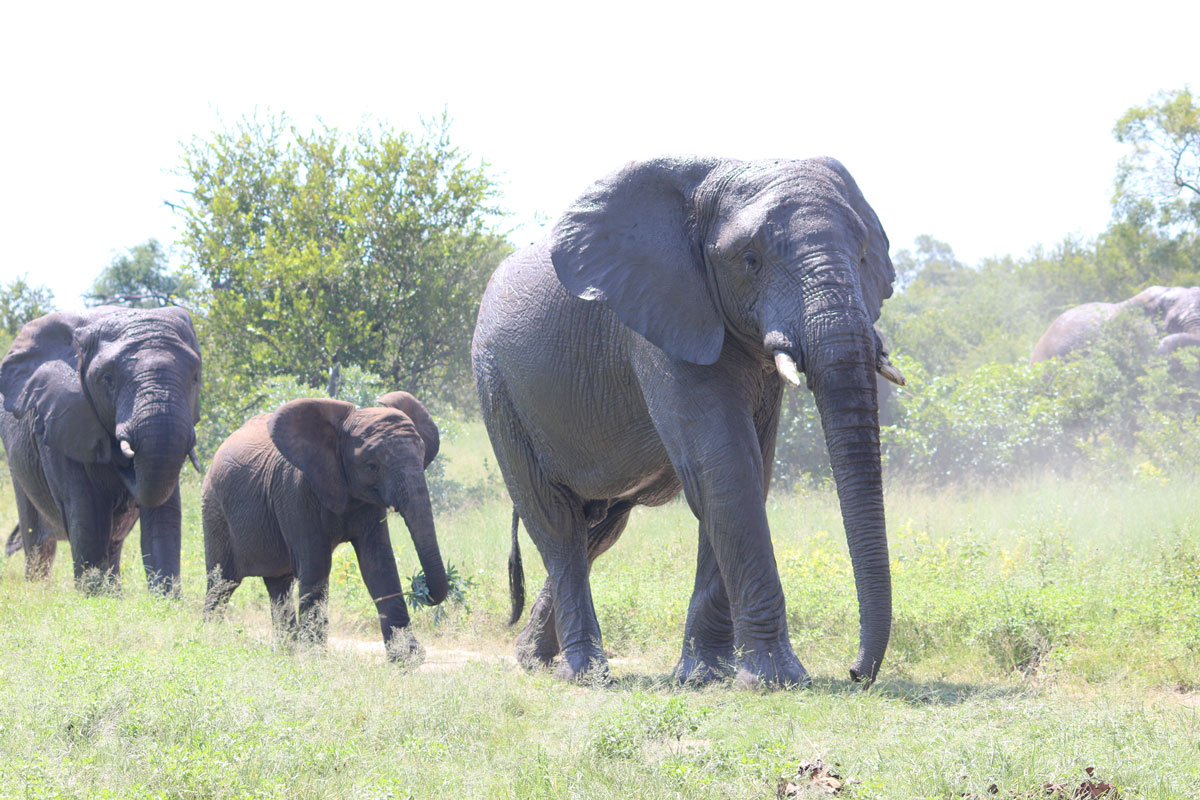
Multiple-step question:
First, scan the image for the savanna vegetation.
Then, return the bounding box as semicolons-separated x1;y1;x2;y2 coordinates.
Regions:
0;90;1198;798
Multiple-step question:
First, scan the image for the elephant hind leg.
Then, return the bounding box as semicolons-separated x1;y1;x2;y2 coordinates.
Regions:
13;485;56;581
202;507;241;617
264;574;298;639
516;502;633;670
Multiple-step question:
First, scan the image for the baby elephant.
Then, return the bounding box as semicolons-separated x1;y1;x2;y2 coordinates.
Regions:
202;392;448;660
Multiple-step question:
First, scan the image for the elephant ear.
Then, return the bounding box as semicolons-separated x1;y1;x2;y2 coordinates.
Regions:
811;157;895;322
0;312;111;463
267;398;357;513
376;391;439;468
549;157;726;365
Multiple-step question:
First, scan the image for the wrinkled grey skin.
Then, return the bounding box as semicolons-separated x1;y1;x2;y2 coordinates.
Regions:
0;307;201;594
473;157;899;687
1030;286;1200;363
201;392;448;660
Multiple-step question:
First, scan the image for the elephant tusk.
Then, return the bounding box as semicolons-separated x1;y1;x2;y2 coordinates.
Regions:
877;357;906;387
188;448;203;474
773;350;802;387
119;440;136;460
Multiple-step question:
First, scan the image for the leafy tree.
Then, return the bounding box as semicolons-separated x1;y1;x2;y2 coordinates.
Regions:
1114;87;1200;230
176;113;508;434
0;275;54;354
85;239;196;307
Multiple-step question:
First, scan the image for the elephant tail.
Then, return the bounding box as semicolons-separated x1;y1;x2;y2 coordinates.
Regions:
507;507;525;626
5;524;22;556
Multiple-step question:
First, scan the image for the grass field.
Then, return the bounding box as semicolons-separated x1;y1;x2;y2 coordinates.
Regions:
0;421;1198;798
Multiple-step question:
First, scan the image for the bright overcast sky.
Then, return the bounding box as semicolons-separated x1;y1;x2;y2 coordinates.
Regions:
2;1;1197;309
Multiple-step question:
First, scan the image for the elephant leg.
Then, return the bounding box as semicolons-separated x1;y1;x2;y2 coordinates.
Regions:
138;484;182;596
643;372;806;688
202;500;240;616
675;529;736;683
46;462;119;595
517;502;633;668
351;520;418;662
296;551;332;648
13;484;56;581
263;575;297;638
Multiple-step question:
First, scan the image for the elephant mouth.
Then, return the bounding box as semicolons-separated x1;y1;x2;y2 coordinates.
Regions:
116;459;137;492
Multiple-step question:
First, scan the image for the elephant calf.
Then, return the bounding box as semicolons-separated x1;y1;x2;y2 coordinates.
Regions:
201;392;448;661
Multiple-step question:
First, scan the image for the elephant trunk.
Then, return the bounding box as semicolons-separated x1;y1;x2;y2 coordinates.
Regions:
398;477;449;605
117;375;196;509
783;280;891;683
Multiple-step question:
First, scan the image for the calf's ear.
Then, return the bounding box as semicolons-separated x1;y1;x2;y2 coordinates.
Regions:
268;398;357;513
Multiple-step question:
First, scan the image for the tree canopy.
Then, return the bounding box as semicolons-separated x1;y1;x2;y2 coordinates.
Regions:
0;275;54;355
1113;86;1200;230
85;239;196;308
176;113;508;435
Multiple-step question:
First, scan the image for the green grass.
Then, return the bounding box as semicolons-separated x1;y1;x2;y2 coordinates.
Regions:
0;422;1198;797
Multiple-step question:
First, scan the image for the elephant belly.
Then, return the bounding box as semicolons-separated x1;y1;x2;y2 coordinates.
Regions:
476;248;681;504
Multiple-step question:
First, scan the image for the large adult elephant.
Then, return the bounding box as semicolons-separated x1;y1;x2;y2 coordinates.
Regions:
0;306;201;594
473;156;903;687
1030;286;1200;363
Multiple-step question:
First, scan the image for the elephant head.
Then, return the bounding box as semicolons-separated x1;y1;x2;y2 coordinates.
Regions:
1120;285;1200;354
0;306;201;508
267;393;448;604
551;156;898;681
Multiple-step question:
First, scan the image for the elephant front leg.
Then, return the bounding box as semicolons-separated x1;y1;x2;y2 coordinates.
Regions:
296;550;333;648
47;462;120;594
138;484;182;596
674;529;736;683
647;381;807;688
351;520;422;664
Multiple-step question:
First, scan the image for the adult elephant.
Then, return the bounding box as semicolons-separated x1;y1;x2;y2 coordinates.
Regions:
0;306;201;594
1030;286;1200;363
473;156;903;687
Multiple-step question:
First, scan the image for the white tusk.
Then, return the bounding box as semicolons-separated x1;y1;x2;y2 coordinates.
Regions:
188;448;203;473
773;350;802;387
119;440;136;459
877;358;906;387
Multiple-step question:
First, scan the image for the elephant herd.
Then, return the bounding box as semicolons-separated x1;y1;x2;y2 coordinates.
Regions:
1;156;1194;688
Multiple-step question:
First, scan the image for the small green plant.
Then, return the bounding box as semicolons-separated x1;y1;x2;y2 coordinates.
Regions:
408;563;475;624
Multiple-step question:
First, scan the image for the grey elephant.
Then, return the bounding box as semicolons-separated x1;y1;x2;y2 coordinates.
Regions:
1030;286;1200;363
201;392;447;660
473;156;903;687
0;307;201;594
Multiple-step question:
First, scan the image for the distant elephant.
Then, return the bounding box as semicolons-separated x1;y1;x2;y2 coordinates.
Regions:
1030;286;1200;363
0;307;201;594
473;156;903;687
201;392;448;661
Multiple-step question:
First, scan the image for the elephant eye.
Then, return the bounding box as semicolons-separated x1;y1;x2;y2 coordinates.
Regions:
367;462;380;474
742;250;761;272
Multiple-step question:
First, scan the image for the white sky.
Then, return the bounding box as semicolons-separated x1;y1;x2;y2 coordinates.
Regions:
2;1;1197;309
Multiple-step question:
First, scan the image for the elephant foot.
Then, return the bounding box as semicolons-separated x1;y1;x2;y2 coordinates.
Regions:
673;637;736;685
732;641;810;689
75;567;121;597
514;587;560;670
385;627;425;668
554;647;611;685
